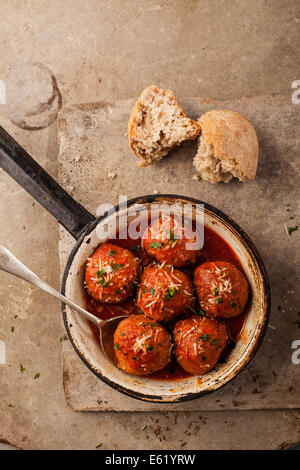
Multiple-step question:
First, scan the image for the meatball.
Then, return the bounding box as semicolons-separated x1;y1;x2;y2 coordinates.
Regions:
194;261;249;318
113;314;171;375
137;264;194;322
143;215;202;267
85;243;140;303
174;316;228;375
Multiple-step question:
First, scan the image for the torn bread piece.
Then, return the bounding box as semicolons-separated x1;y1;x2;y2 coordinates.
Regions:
128;85;201;167
193;110;258;183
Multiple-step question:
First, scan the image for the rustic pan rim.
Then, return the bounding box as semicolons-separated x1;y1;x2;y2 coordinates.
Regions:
61;194;271;403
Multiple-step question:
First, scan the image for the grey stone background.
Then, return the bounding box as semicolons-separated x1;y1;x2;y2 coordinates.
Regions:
0;0;299;450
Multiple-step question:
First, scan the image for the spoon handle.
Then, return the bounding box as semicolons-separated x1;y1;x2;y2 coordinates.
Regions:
0;245;101;327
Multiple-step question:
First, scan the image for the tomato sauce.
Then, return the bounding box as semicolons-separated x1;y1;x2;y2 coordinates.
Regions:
83;217;249;382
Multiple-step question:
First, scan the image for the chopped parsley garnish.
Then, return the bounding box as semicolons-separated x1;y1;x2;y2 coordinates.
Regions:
211;339;218;345
202;356;207;361
129;281;135;289
34;373;40;379
97;268;108;286
112;263;124;271
149;288;156;296
165;287;176;301
116;289;121;294
11;326;14;332
231;302;237;307
197;309;206;316
288;226;298;237
108;250;117;256
199;334;210;341
177;330;181;334
146;345;154;351
216;297;223;304
142;288;147;293
211;288;219;296
132;356;137;361
120;332;125;336
19;364;25;373
169;230;175;246
149;242;162;249
114;343;120;351
131;244;140;255
148;322;156;327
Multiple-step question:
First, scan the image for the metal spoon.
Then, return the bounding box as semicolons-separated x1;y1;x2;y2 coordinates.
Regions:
0;245;127;367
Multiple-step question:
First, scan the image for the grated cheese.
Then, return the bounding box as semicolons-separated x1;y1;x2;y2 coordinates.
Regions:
145;299;158;308
133;334;152;352
181;327;196;340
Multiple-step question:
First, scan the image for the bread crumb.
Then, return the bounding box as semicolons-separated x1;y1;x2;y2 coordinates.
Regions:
66;185;75;193
200;97;213;104
107;171;117;180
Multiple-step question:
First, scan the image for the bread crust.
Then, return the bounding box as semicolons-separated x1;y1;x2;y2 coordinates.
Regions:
197;109;258;180
128;85;201;166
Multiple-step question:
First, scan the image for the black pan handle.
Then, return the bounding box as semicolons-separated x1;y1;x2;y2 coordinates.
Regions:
0;125;96;240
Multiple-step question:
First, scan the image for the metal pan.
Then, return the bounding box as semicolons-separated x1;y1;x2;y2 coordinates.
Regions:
0;126;270;402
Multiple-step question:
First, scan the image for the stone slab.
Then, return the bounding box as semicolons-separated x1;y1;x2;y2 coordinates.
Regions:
58;95;300;411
